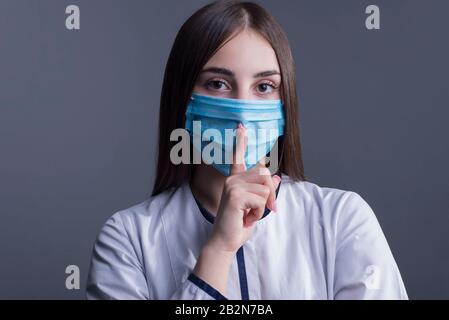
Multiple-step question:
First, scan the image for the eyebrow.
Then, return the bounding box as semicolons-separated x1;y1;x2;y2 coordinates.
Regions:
200;67;280;78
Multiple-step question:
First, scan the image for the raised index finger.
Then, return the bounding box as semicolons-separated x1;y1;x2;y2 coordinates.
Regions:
230;123;247;175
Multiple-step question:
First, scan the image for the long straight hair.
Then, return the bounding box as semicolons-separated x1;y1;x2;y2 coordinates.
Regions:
152;0;305;196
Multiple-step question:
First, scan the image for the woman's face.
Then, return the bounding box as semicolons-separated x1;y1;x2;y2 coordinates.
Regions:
193;29;281;100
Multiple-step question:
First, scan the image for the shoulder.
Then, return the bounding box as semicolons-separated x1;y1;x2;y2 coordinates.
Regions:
96;186;181;242
279;174;377;228
280;174;369;209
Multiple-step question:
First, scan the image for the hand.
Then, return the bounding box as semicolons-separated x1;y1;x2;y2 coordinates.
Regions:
193;123;281;296
207;123;281;254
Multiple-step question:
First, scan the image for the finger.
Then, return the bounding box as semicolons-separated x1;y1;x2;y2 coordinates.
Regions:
241;193;266;227
264;172;277;212
242;176;280;225
230;123;247;175
272;174;281;189
271;175;281;212
242;166;277;212
238;183;271;200
244;207;264;227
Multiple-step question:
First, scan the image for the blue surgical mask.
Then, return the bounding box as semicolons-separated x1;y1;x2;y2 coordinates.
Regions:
184;93;285;176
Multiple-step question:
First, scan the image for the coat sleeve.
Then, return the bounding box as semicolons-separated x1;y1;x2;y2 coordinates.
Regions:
86;212;227;300
332;192;408;300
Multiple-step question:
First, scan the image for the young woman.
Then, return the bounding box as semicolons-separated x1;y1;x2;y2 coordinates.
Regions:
87;0;408;300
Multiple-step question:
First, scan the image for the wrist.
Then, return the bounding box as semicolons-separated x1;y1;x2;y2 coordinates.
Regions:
192;239;235;296
205;235;238;257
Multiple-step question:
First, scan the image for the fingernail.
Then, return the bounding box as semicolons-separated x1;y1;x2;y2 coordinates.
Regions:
272;176;281;189
237;123;243;128
272;201;278;213
268;200;277;213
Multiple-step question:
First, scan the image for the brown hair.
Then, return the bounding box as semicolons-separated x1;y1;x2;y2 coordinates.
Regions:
151;0;305;196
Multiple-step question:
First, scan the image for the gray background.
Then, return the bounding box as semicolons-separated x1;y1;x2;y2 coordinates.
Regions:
0;0;448;299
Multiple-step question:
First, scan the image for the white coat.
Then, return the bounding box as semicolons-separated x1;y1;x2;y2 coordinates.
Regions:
86;174;408;300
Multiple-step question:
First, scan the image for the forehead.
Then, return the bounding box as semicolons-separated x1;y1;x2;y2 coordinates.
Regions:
204;29;280;75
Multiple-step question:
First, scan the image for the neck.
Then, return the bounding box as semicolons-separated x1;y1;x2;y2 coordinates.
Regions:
190;164;226;215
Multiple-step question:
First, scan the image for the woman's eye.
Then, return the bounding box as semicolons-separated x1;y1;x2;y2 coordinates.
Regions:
257;82;276;94
206;80;230;91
